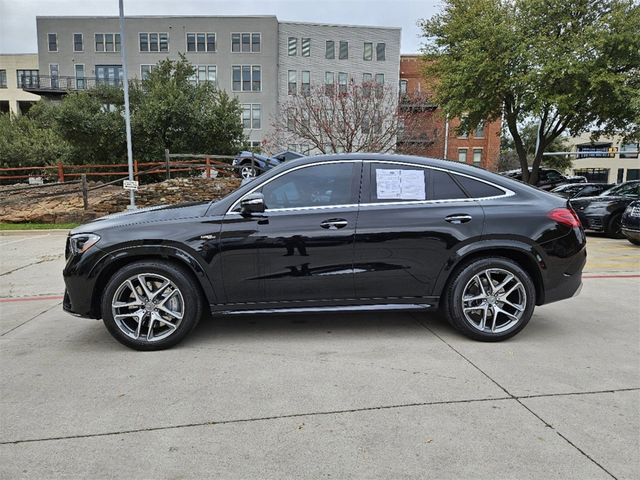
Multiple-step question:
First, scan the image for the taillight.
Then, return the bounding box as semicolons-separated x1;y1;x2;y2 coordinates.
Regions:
548;208;581;228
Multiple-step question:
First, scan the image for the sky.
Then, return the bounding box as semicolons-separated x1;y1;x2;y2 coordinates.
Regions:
0;0;441;54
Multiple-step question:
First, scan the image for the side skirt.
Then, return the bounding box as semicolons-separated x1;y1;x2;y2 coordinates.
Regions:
213;303;436;316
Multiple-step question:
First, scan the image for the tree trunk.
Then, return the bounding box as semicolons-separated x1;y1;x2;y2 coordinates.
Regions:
504;112;530;183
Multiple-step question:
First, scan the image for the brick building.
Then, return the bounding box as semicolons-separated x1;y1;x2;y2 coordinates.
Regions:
398;55;501;170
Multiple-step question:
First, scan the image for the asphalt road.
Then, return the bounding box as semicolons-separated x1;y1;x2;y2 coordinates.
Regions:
0;231;638;479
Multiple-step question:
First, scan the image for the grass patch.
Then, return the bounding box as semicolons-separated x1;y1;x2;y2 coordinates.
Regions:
0;223;79;231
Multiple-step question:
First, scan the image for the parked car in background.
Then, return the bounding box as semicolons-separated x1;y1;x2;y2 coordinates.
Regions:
500;168;586;190
570;180;640;238
551;183;614;199
232;150;305;179
63;153;586;350
621;200;640;245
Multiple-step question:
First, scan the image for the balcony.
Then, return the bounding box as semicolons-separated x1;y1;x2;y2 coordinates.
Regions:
20;75;123;95
399;93;438;112
397;131;433;145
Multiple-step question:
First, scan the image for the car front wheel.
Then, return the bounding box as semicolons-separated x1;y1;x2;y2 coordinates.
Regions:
443;257;536;341
101;261;203;350
239;163;258;179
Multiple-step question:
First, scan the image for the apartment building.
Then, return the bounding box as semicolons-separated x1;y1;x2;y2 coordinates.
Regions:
0;54;41;115
277;21;400;153
565;133;639;183
30;16;401;149
398;55;501;170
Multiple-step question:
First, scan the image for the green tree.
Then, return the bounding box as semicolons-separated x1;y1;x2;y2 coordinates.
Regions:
420;0;640;184
499;122;572;172
130;56;246;160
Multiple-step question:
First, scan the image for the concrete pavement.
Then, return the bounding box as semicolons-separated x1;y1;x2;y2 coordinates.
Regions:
0;231;638;479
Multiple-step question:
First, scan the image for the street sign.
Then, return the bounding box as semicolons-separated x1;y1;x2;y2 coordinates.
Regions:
123;180;139;191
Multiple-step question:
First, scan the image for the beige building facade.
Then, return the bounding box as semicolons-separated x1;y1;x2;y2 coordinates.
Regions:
566;133;639;184
0;54;41;115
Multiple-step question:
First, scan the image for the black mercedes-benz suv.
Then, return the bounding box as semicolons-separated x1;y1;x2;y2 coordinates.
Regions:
63;154;586;350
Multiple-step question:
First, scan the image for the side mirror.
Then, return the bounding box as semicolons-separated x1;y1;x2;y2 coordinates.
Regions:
240;192;266;216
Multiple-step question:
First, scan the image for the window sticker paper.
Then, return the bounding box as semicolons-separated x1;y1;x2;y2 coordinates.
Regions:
376;169;426;200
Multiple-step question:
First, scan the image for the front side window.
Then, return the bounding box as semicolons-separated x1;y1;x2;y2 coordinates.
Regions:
73;33;83;52
48;33;57;52
261;163;358;210
370;164;427;202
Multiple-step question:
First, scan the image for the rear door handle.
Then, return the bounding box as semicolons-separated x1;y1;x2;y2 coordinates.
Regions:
445;214;472;224
320;218;348;229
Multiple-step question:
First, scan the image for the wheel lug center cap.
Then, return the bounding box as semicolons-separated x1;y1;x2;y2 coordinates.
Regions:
487;296;496;305
145;302;156;312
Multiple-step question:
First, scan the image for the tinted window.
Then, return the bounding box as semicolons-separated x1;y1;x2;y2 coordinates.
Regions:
430;170;467;200
455;175;504;198
261;163;357;209
370;164;427;202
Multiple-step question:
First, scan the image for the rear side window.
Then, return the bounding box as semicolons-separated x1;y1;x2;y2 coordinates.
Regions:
454;175;505;198
430;170;468;200
370;164;427;202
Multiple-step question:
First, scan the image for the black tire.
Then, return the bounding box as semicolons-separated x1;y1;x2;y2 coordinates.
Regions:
443;257;536;342
606;213;624;239
101;261;203;351
239;162;258;179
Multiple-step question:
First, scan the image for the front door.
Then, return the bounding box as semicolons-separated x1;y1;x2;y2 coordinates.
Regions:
218;161;362;308
353;162;485;302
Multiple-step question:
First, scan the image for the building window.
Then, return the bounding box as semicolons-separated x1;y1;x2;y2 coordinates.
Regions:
288;37;297;56
376;43;386;61
75;64;85;89
16;70;39;88
140;64;155;80
95;33;120;52
232;33;260;53
73;33;84;52
325;71;335;95
48;33;58;52
95;65;123;86
325;40;335;59
49;64;59;88
301;37;311;57
0;70;7;88
458;148;468;163
140;33;169;52
301;70;310;96
475;122;485;138
186;33;215;52
241;104;261;129
473;148;482;165
375;73;384;98
288;70;297;95
188;65;216;85
363;72;372;97
233;65;261;92
339;41;348;59
338;72;348;95
363;42;373;61
400;79;407;95
620;143;639;159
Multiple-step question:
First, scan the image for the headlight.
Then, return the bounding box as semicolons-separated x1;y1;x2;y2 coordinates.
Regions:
68;233;100;256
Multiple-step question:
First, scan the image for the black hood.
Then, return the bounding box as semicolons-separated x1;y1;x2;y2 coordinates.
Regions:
71;201;211;234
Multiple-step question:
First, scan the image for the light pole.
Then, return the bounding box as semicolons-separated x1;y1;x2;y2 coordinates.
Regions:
118;0;136;209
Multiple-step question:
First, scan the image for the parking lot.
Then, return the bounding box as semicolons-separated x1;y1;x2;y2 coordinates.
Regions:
1;230;638;479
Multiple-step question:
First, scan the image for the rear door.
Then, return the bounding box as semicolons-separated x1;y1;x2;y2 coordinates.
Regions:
353;162;486;302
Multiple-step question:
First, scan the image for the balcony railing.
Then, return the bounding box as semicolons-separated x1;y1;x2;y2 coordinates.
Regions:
399;93;438;112
397;131;432;144
20;75;123;92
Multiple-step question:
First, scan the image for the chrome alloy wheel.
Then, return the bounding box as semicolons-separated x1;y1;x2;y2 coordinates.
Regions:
240;164;257;179
111;273;185;342
461;268;527;334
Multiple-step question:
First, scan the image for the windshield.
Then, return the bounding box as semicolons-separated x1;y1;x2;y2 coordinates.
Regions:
601;182;640;198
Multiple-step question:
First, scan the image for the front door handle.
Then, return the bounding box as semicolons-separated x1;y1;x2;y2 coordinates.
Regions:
320;218;348;229
445;214;472;224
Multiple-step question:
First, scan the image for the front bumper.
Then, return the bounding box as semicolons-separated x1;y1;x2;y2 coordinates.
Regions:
622;227;640;242
62;247;106;318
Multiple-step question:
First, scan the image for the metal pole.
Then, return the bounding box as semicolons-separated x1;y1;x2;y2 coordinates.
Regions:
119;0;136;209
443;114;449;160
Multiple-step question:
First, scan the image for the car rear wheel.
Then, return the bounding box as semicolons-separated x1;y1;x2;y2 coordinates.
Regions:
443;257;535;341
239;163;257;179
606;213;624;239
101;261;202;350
